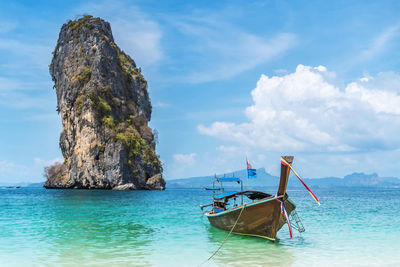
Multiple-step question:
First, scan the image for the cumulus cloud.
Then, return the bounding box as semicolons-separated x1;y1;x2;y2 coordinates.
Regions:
198;65;400;152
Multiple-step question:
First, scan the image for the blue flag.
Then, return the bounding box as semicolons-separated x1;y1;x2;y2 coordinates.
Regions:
247;168;257;179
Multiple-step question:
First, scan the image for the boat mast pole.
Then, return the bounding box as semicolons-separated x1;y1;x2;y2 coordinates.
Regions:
241;180;243;205
277;156;294;197
213;174;215;199
213;174;216;212
246;157;249;191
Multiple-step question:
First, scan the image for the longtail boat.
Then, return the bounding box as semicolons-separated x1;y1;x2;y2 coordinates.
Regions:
200;156;318;241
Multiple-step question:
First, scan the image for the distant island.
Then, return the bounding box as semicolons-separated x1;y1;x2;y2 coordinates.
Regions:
43;15;164;190
3;168;399;189
167;168;400;189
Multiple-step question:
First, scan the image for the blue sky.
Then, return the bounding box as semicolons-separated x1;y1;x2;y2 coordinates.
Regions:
1;0;400;183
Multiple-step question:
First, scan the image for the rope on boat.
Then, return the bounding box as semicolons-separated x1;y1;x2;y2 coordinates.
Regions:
274;195;293;239
281;157;320;206
199;204;246;266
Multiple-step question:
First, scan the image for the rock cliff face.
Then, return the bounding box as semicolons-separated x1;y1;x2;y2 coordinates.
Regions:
44;15;165;190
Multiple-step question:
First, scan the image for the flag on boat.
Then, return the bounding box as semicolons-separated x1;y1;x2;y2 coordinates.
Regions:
246;158;257;179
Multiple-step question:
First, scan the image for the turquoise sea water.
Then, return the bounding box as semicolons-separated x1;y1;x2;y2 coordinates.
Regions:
0;187;399;266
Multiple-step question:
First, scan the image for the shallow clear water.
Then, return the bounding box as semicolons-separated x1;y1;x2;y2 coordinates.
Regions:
0;187;399;266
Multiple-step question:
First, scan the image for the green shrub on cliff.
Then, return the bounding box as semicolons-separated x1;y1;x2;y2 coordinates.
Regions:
89;90;111;117
75;93;86;115
88;88;116;129
143;145;163;173
115;125;143;157
117;50;146;83
103;36;146;85
67;15;101;37
87;88;162;172
97;98;112;117
115;124;162;173
101;116;115;128
77;65;91;85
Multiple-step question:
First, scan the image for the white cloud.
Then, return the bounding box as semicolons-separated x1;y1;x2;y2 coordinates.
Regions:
0;20;17;33
112;20;162;67
359;24;400;61
173;153;197;166
274;69;288;75
257;154;267;162
34;157;63;166
188;33;295;83
0;77;53;109
0;160;29;181
153;101;169;108
0;160;19;172
217;145;239;153
75;1;163;67
171;15;296;83
0;77;21;91
0;157;63;183
199;64;400;153
358;71;400;93
0;31;55;110
0;38;52;69
27;113;59;122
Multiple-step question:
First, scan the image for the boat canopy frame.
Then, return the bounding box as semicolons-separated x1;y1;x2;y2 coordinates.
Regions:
214;190;273;201
212;175;244;206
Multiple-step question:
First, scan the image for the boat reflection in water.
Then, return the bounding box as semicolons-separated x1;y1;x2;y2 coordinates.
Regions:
201;156;307;242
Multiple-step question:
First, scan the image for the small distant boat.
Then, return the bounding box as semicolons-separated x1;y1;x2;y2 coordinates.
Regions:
200;156;317;241
204;187;220;191
6;186;21;189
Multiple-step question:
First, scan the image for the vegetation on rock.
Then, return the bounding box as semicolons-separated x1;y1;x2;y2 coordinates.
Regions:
44;162;65;183
114;123;162;173
67;15;101;38
78;65;91;85
75;93;86;116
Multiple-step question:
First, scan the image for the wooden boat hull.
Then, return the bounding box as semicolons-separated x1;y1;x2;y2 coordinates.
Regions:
206;197;295;241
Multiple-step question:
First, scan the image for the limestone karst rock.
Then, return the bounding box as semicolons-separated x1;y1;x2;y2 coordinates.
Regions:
44;15;165;190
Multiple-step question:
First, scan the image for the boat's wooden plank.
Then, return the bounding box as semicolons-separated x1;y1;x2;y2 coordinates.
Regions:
207;198;295;240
